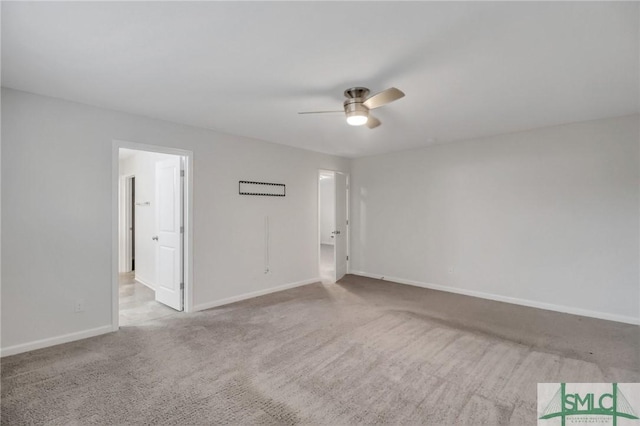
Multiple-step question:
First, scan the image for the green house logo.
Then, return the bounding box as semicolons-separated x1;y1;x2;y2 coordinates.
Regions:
539;383;638;426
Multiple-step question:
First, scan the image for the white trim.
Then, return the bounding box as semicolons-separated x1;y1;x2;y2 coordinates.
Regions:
1;325;113;358
121;174;135;273
345;173;350;275
112;140;195;334
134;277;155;291
317;170;328;282
334;171;350;281
193;278;320;312
346;173;351;274
350;271;640;325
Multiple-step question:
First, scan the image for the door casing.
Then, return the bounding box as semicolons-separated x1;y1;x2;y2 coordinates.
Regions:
122;174;135;273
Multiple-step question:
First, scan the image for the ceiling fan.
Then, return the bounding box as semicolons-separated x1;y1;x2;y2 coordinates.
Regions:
298;86;405;129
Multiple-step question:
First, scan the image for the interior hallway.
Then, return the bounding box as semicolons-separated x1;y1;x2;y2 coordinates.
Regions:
3;274;638;424
319;243;334;281
119;272;177;326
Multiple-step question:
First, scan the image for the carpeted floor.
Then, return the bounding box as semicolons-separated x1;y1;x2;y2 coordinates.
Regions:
2;274;638;424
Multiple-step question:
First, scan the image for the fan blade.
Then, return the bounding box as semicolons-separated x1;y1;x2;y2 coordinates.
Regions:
298;110;343;114
363;87;405;109
366;115;381;129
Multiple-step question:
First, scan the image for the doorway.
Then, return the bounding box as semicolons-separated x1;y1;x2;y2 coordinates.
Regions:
112;141;193;330
131;176;135;271
123;175;136;273
319;172;335;280
318;170;349;283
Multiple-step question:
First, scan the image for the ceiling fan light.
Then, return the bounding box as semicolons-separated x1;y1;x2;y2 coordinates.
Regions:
346;110;368;126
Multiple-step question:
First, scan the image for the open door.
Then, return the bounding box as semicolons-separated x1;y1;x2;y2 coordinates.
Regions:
154;156;183;311
334;172;348;282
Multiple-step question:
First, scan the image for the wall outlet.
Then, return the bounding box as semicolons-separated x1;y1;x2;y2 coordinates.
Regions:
74;299;85;313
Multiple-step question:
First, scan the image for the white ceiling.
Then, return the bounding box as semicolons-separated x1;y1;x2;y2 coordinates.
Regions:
2;2;638;158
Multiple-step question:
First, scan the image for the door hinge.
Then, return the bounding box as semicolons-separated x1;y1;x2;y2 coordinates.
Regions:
180;282;184;290
180;170;185;177
180;226;184;234
346;220;349;225
346;255;349;261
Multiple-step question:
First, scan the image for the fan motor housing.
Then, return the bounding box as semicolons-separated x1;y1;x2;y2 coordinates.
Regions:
344;87;370;99
343;98;369;114
343;87;371;117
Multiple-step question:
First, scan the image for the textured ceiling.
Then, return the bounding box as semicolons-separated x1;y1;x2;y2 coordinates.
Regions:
2;2;638;158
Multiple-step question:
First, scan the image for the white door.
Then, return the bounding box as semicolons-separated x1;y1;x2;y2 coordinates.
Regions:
334;172;348;282
154;156;183;311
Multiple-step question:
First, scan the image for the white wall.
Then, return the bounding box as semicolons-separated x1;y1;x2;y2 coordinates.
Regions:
320;174;335;245
119;150;178;287
2;87;637;357
351;115;640;323
1;88;349;353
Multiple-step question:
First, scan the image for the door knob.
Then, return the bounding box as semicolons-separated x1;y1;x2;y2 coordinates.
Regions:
152;236;159;241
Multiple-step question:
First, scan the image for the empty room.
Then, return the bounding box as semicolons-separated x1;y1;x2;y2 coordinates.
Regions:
1;2;638;425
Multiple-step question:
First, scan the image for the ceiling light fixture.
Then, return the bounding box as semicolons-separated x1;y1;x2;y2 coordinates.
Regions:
346;110;369;126
298;86;404;130
344;96;369;126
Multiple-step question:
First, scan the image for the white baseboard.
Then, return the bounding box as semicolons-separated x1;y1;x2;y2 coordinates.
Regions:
350;271;640;325
1;325;113;358
193;277;320;312
135;276;155;290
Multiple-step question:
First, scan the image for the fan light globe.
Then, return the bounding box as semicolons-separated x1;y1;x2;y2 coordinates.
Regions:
346;111;368;126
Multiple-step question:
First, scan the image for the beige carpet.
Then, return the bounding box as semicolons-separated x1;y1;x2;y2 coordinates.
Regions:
2;274;638;424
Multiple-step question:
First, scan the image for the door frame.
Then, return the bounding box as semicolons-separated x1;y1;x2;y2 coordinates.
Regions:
317;169;350;282
121;174;135;273
111;140;194;331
